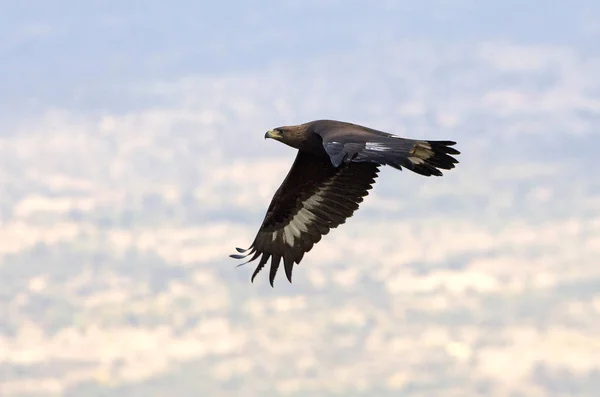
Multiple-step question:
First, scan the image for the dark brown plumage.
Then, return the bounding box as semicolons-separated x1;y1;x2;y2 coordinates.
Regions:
231;119;460;286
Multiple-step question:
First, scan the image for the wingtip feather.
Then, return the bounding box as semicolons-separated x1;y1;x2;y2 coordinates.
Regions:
268;254;282;287
284;255;294;283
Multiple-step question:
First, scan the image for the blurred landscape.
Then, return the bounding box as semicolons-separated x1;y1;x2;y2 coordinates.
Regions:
1;1;600;396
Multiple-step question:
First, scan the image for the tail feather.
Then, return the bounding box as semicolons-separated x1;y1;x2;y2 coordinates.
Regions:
403;140;460;177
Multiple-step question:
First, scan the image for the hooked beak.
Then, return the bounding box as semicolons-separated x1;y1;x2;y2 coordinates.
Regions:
264;129;279;140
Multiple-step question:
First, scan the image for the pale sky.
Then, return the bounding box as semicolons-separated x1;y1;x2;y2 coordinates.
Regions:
2;2;600;396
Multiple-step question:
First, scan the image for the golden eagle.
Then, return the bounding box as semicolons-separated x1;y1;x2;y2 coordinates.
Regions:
231;119;460;286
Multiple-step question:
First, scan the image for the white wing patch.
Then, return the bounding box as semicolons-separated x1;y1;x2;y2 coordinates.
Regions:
408;157;425;165
280;206;317;247
408;141;434;164
277;173;343;247
365;142;390;152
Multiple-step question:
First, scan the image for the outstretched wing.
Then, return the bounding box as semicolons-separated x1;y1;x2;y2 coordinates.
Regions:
312;120;460;177
231;151;379;286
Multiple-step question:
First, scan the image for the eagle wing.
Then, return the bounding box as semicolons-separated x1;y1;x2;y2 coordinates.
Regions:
231;151;379;286
312;120;460;177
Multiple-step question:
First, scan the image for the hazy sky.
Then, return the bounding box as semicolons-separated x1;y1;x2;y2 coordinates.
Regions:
3;1;600;114
2;2;600;396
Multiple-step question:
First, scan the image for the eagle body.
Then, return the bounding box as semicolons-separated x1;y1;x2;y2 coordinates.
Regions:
231;119;460;286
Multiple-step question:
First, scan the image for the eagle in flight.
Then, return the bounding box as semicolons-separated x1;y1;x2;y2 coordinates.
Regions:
231;119;460;286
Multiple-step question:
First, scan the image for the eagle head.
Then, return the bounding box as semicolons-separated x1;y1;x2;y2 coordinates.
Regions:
264;123;325;154
264;126;304;149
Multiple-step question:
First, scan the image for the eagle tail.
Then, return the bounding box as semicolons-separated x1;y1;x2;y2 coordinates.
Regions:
402;140;460;177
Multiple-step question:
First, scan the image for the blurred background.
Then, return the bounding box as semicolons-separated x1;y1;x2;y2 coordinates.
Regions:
1;1;600;396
